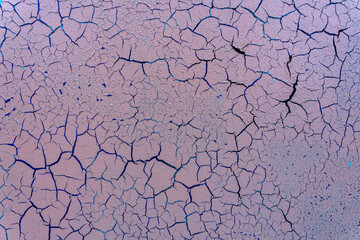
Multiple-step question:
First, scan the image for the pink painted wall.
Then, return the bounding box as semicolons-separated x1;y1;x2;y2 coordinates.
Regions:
0;0;359;239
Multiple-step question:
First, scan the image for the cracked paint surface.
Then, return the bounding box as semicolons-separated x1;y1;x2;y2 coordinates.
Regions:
0;0;359;239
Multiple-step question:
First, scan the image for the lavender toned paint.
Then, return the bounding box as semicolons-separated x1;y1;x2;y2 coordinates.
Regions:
0;0;359;239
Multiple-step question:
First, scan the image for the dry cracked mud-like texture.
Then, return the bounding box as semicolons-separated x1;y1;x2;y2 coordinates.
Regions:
0;0;359;239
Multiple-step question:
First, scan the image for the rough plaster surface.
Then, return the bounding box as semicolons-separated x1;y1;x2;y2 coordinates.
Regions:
0;0;359;239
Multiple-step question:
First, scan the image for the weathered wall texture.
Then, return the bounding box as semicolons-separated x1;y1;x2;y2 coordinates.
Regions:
0;0;359;239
